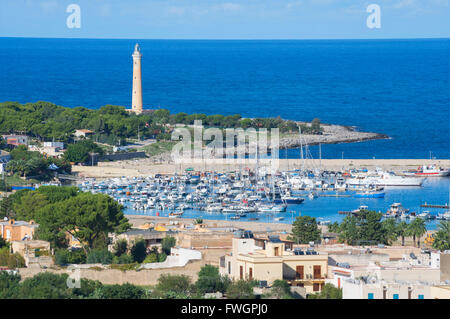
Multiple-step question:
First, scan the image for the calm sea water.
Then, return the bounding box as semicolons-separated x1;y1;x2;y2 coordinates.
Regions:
0;37;449;159
123;178;450;231
121;178;450;230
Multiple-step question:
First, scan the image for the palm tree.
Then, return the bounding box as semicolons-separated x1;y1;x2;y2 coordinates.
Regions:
437;220;450;234
408;218;427;247
432;221;450;251
396;221;409;246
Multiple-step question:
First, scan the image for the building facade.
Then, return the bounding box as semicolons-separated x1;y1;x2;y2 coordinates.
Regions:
0;219;38;242
219;230;329;294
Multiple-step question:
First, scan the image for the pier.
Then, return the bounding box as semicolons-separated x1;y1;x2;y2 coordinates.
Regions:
420;203;449;209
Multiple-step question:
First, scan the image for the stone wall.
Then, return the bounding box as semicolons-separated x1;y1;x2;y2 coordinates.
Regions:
99;151;147;162
18;260;203;286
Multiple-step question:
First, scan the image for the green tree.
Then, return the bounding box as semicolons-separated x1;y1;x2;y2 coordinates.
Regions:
36;192;130;252
72;278;103;298
310;118;322;134
289;216;321;244
113;239;128;257
195;264;231;294
0;247;26;268
130;239;147;263
381;219;398;245
0;237;10;249
54;249;86;265
152;274;194;299
0;271;21;298
12;191;49;221
95;283;146;299
64;139;103;164
307;283;342;299
161;236;176;255
16;273;74;299
396;221;409;246
327;221;340;234
333;211;388;246
86;248;114;264
408;218;427;247
225;279;257;299
432;221;450;251
269;280;292;299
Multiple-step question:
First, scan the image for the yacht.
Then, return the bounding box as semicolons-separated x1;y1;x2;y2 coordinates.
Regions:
347;171;425;187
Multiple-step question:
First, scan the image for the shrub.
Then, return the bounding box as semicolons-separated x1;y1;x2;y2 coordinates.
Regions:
151;274;194;299
195;264;231;294
113;239;128;257
143;253;158;263
130;239;147;263
161;236;176;255
0;247;26;268
225;279;257;299
55;249;86;266
86;249;114;264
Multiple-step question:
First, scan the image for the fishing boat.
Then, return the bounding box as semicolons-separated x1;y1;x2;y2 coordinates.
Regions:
384;203;409;219
404;165;450;177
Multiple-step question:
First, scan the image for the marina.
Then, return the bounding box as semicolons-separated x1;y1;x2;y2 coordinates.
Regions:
76;166;450;230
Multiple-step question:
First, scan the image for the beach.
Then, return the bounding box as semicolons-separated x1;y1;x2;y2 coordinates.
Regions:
127;215;294;233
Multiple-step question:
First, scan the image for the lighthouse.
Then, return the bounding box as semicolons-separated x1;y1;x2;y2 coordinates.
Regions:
131;43;143;114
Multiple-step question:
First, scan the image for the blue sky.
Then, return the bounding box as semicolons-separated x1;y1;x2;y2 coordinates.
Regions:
1;0;449;39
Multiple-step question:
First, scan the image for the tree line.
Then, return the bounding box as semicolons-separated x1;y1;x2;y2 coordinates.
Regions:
0;101;322;146
289;212;450;251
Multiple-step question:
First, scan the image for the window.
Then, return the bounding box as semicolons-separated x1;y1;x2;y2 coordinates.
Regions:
418;295;424;299
368;293;374;299
274;247;279;256
249;268;253;280
313;283;320;292
228;261;231;275
393;294;399;299
313;265;321;279
240;266;243;280
296;266;304;280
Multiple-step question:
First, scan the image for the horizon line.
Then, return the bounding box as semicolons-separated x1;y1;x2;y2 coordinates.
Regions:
1;36;450;41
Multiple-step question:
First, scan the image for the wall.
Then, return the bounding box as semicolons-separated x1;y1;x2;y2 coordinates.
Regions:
430;286;450;299
18;260;203;286
441;253;450;282
99;152;147;162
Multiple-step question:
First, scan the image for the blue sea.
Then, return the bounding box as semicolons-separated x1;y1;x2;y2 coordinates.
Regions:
0;37;449;159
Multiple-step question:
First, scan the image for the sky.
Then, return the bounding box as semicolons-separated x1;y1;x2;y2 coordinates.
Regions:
0;0;450;39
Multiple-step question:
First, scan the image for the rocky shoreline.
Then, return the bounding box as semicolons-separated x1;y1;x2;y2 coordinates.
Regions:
278;123;390;149
144;123;389;162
